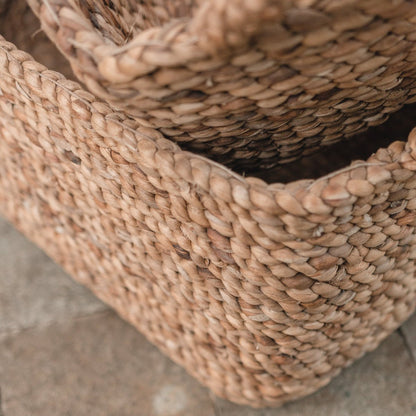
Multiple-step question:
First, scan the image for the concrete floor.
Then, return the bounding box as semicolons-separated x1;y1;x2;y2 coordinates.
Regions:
0;217;415;416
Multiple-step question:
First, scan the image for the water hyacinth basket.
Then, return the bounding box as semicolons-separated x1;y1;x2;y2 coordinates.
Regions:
0;0;415;408
26;0;416;171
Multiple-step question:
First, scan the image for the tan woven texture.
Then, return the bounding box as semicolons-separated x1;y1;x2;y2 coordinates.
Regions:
1;2;416;408
25;0;416;172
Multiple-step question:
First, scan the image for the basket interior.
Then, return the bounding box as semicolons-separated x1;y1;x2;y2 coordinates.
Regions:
72;0;200;45
261;108;415;184
1;0;414;185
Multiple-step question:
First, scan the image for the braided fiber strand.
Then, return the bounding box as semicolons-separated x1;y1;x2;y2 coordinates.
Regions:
1;3;416;408
25;0;416;172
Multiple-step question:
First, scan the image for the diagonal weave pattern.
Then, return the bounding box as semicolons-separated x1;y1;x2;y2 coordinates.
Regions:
0;3;416;407
25;0;416;172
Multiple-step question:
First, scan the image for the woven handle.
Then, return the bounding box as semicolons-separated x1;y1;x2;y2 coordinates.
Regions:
190;0;284;54
27;0;288;85
30;0;285;55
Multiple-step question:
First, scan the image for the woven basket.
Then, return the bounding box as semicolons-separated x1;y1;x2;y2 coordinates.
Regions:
1;1;416;408
26;0;416;172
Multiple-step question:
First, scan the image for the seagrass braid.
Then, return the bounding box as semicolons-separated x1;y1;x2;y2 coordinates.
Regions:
27;0;416;171
1;16;416;407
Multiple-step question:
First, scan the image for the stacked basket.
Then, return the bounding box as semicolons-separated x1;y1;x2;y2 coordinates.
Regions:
0;0;415;407
27;0;416;171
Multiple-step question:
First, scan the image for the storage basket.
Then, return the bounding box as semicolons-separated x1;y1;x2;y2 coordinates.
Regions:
1;1;416;408
26;0;416;171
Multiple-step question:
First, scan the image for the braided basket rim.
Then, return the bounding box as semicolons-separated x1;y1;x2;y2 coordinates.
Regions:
1;29;416;239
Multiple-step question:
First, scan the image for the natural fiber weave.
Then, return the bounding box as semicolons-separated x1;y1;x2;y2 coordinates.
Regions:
1;2;416;408
26;0;416;171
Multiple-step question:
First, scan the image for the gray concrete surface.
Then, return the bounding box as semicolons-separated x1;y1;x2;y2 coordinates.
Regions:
0;219;107;339
0;217;415;416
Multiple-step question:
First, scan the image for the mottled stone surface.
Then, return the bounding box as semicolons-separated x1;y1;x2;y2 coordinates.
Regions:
402;314;416;365
0;312;216;416
0;219;107;338
0;217;415;415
